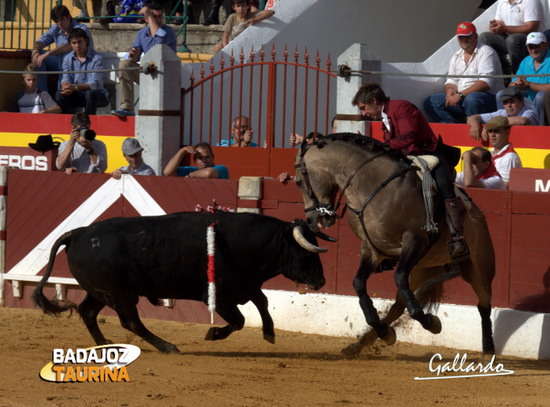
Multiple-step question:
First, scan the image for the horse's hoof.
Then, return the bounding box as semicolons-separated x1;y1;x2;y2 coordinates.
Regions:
382;326;396;346
341;342;363;359
482;352;496;364
263;333;275;344
160;344;180;354
428;315;442;334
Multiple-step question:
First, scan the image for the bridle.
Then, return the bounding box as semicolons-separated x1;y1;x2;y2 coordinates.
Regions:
295;141;414;255
294;143;386;219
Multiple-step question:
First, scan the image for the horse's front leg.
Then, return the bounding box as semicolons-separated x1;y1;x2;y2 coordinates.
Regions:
394;233;441;334
353;247;396;345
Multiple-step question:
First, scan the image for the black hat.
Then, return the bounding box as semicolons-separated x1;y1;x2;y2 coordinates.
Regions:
28;134;60;153
499;86;523;103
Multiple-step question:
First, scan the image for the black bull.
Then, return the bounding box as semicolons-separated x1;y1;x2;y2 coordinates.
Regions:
32;212;326;353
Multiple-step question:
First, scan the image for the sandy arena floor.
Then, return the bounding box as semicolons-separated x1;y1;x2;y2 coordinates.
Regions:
1;306;549;407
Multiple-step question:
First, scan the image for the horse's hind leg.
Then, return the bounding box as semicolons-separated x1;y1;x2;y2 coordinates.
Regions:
114;294;179;353
78;293;111;346
394;233;441;333
250;290;275;343
461;257;496;356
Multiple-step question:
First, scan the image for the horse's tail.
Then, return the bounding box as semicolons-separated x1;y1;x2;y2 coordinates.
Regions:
31;231;78;315
414;265;460;314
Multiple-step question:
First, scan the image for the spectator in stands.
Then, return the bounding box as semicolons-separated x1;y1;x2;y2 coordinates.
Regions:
74;0;90;20
201;0;258;25
218;116;258;147
290;117;337;146
424;22;504;123
163;142;229;178
167;0;195;25
202;0;232;25
467;86;538;142
498;32;550;125
479;0;544;75
55;29;109;115
484;115;522;187
111;138;156;179
111;3;177;117
56;111;108;174
213;0;274;54
7;64;61;114
455;146;506;190
32;5;95;93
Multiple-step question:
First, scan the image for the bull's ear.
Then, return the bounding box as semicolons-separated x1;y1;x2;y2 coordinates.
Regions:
315;231;337;242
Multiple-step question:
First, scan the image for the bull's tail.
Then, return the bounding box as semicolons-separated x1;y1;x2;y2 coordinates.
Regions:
31;231;78;315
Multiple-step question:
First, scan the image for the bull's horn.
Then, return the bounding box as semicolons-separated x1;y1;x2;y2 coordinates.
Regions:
292;226;328;253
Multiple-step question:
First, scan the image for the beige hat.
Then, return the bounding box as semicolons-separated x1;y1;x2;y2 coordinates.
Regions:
485;115;511;131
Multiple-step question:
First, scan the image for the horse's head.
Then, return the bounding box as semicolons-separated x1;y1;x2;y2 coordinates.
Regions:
293;141;339;233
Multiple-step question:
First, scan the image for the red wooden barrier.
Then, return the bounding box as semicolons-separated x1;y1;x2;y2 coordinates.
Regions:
2;170;550;324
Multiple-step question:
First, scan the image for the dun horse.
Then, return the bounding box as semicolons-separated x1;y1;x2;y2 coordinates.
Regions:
294;133;495;357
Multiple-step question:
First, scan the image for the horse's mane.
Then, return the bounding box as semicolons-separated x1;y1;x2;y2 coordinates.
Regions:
314;133;411;163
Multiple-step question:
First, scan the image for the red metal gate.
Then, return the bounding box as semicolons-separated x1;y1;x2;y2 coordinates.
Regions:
180;45;337;177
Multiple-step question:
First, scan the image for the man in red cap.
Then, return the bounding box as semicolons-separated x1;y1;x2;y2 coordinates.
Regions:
424;21;504;123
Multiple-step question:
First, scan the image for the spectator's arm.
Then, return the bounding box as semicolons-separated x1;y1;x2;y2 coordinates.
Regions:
506;115;530;126
461;80;490;97
248;10;275;26
462;151;485;188
222;32;230;48
40;103;62;114
56;137;77;170
467;115;483;141
188;167;220;178
504;20;540;35
163;146;193;176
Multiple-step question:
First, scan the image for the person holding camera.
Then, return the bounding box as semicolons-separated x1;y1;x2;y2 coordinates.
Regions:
56;112;108;174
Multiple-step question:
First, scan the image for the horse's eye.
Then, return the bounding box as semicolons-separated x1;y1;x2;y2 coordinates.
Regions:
295;179;302;187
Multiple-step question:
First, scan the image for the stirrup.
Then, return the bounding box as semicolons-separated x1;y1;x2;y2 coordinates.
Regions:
447;235;470;262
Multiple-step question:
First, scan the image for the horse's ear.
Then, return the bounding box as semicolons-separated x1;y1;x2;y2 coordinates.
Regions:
300;139;308;155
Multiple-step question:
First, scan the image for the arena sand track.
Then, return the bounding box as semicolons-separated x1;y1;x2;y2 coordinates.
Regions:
1;306;549;407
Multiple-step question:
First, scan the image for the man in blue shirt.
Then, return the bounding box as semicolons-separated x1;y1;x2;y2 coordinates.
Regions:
111;2;177;117
55;29;109;115
31;5;94;93
496;32;550;124
218;116;259;147
163;142;229;179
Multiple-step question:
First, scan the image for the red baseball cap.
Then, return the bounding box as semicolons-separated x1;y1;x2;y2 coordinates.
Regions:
456;22;476;36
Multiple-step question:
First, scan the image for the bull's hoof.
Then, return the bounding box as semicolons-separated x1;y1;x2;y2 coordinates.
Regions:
428;315;442;334
341;342;363;359
205;327;217;341
382;326;396;346
263;332;275;344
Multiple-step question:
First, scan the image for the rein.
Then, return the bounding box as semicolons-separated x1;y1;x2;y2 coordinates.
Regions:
347;163;413;255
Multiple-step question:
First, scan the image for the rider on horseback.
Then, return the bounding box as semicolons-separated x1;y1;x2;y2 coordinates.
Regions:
352;82;469;261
